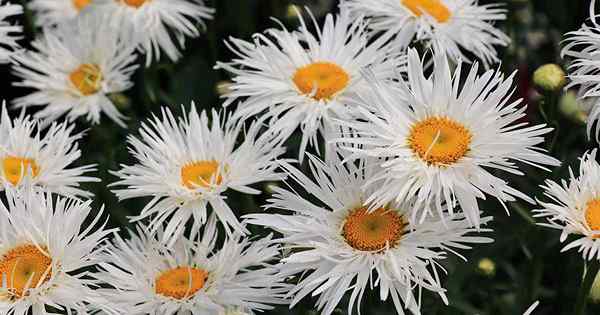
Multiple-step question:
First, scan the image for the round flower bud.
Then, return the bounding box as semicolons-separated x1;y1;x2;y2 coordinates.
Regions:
477;257;496;277
533;64;566;92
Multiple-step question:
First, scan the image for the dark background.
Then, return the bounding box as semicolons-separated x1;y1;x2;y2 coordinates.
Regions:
0;0;597;314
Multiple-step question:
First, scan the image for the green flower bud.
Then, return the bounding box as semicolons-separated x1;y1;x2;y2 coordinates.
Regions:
559;91;587;125
533;64;566;92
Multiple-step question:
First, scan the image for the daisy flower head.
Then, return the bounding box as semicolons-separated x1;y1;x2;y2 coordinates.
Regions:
97;216;289;315
335;49;560;227
11;10;138;127
0;187;117;315
246;150;493;315
28;0;96;27
562;0;600;140
534;149;600;261
216;7;406;159
0;0;22;63
341;0;510;68
0;103;98;197
111;104;286;245
97;0;214;66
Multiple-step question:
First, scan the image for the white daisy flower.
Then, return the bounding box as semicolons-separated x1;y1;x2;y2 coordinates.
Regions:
534;150;600;261
111;104;286;245
0;187;117;315
562;0;600;140
246;151;493;315
28;0;94;26
216;8;406;159
341;0;510;68
0;1;22;63
0;103;97;197
97;0;214;66
334;49;560;227
97;216;289;315
11;11;138;127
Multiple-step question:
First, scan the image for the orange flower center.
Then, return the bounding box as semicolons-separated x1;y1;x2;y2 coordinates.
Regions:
0;245;52;299
2;156;40;186
408;116;472;166
401;0;452;23
72;0;92;10
69;64;103;96
123;0;148;8
292;62;350;101
155;266;208;300
586;199;600;237
181;160;224;189
342;207;407;252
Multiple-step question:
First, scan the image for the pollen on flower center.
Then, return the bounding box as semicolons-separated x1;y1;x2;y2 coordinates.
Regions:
2;156;40;186
408;116;472;166
155;266;208;300
585;199;600;236
0;244;52;298
123;0;148;8
72;0;92;11
181;160;224;189
292;62;350;101
69;64;103;96
401;0;452;23
342;207;407;252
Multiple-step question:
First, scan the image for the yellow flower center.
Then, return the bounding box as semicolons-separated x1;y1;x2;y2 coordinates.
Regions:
292;62;350;101
123;0;148;8
69;64;103;96
408;116;472;166
2;156;40;186
0;245;52;299
342;207;407;252
401;0;452;23
586;199;600;237
72;0;92;11
181;160;224;189
155;266;208;300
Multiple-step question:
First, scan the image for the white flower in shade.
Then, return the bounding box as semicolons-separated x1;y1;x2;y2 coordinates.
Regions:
245;151;492;315
562;1;600;140
216;8;406;159
97;216;289;315
0;187;117;315
0;103;98;197
97;0;214;66
534;150;600;261
341;0;510;68
0;1;22;63
334;49;560;227
111;104;286;245
11;12;138;127
28;0;94;26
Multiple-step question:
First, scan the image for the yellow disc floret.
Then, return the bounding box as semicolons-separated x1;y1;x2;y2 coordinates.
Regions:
586;199;600;237
0;244;52;299
155;266;208;300
408;116;472;166
2;156;40;186
401;0;452;23
293;62;350;101
69;64;103;96
181;160;224;189
342;207;407;252
72;0;92;10
123;0;148;8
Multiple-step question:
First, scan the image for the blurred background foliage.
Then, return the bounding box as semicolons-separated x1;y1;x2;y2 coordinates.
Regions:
0;0;598;314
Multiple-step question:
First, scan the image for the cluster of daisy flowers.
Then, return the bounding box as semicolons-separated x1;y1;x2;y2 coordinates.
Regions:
2;0;600;314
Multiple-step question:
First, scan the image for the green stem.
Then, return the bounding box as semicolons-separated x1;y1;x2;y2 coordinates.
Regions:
574;259;600;315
